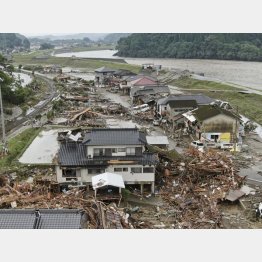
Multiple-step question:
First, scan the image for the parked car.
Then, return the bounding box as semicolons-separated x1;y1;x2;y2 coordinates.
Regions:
190;141;204;152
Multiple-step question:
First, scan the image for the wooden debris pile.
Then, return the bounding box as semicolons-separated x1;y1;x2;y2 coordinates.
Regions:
0;181;133;229
159;148;245;229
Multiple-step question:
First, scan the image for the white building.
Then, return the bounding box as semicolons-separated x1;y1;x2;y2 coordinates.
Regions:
56;128;158;193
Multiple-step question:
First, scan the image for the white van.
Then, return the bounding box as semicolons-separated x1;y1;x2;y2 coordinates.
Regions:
190;141;205;152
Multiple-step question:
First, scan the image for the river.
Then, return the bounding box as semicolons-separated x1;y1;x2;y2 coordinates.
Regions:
54;49;262;90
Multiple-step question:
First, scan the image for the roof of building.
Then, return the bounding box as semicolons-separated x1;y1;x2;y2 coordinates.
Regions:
130;85;170;97
146;136;169;145
94;66;116;73
58;143;157;167
192;105;239;122
125;74;157;82
157;94;214;105
82;128;147;146
0;209;84;229
92;173;125;189
167;99;198;108
131;76;158;86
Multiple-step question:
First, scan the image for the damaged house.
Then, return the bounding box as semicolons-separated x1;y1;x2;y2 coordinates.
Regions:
56;128;158;193
120;75;159;95
182;105;241;144
156;94;214;117
94;66;116;86
130;85;170;105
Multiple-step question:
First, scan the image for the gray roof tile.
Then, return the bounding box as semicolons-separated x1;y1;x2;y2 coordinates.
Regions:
0;209;83;229
82;128;147;146
58;142;157;167
158;94;214;105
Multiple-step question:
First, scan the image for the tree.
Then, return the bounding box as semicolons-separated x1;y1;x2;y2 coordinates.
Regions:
39;43;55;50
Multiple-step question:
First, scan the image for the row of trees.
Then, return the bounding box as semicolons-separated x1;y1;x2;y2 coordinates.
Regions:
0;54;33;105
116;33;262;61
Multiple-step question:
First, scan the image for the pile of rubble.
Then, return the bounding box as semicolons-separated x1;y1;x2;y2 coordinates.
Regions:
158;148;246;228
0;179;134;229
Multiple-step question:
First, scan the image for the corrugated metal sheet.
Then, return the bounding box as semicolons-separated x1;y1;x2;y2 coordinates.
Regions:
92;173;125;189
146;136;169;145
225;190;245;202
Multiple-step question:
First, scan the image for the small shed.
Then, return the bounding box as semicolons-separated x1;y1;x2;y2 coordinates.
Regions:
92;172;125;196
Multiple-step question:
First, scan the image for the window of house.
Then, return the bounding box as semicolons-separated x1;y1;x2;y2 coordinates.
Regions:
111;148;117;153
210;135;219;141
62;169;77;177
131;167;142;173
126;147;135;155
88;169;105;174
143;167;154;173
114;167;128;172
164;106;167;110
114;168;122;172
118;148;126;152
94;148;104;156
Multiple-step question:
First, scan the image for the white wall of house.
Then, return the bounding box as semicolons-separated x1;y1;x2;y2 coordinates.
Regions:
157;103;168;115
201;114;239;134
56;164;155;185
86;145;144;158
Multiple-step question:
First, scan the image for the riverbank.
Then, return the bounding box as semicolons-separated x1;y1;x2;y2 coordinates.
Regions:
13;52;140;73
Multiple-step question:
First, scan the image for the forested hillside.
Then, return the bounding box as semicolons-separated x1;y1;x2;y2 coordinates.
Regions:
0;33;30;51
116;33;262;61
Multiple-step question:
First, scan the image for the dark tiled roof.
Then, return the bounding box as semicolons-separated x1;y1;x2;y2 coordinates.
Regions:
58;142;88;166
193;105;239;122
158;94;214;105
82;128;147;146
58;142;158;167
0;209;83;229
167;99;197;108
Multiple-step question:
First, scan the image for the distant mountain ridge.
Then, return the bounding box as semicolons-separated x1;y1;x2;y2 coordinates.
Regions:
116;33;262;62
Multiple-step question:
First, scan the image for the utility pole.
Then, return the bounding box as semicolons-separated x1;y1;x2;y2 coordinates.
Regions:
233;106;238;154
0;77;7;155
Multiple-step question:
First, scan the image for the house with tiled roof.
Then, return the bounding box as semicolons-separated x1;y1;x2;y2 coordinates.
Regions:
156;94;214;116
182;105;241;144
55;128;158;193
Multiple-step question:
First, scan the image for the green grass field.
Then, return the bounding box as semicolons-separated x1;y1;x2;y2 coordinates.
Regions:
0;128;40;169
170;76;242;91
13;51;140;73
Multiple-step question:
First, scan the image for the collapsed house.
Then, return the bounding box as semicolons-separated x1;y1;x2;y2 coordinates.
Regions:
130;85;170;105
55;128;158;193
94;66;116;86
182;104;241;144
